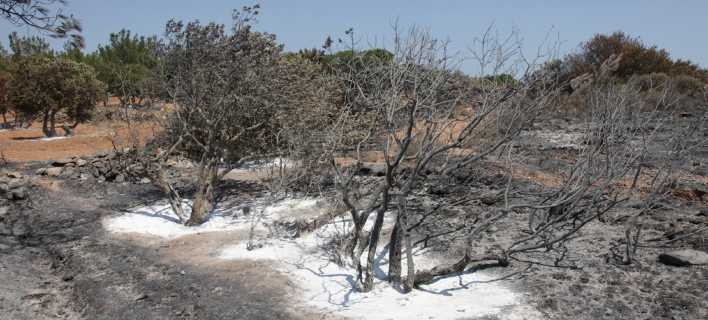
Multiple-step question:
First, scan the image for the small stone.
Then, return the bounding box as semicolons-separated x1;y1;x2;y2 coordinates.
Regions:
486;226;498;233
81;176;98;188
80;173;91;181
35;168;46;175
61;273;74;281
46;167;62;177
140;177;151;184
97;175;106;183
11;187;26;200
660;249;708;266
114;174;125;183
134;294;148;301
75;159;87;166
6;172;23;179
0;184;8;194
605;308;613;315
64;162;75;168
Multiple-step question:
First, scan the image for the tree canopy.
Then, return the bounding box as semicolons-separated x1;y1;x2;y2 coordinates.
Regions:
9;55;106;136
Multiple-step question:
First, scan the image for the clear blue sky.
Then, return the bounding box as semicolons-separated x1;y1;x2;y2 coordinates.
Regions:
1;0;706;75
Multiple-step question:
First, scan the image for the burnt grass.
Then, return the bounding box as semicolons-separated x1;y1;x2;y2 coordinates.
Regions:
1;110;708;319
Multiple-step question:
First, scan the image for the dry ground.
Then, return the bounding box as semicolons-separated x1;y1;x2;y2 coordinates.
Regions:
1;106;708;319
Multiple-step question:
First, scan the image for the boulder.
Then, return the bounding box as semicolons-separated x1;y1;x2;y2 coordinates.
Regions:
46;167;63;177
659;249;708;266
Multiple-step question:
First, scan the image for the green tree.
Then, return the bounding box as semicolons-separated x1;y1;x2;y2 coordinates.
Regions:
0;68;10;123
8;31;54;60
564;31;708;84
96;29;158;107
10;56;106;136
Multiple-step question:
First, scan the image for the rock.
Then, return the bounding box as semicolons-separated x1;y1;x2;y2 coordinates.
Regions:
35;168;47;175
97;175;106;183
114;174;125;183
486;225;498;233
140;177;151;184
75;159;88;166
52;158;74;167
2;192;13;200
0;184;8;194
61;273;75;281
59;169;73;179
6;172;23;179
106;151;117;160
46;167;63;177
97;149;111;158
81;176;98;188
98;166;110;175
11;187;26;200
64;162;75;168
360;163;387;176
659;249;708;266
80;173;92;181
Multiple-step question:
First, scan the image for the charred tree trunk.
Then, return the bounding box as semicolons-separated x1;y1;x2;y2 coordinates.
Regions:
148;164;189;223
357;188;389;293
387;218;403;283
187;157;218;226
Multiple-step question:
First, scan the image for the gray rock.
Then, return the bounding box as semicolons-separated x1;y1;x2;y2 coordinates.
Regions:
140;177;151;184
98;149;111;158
52;158;74;167
11;187;26;200
82;176;98;188
46;167;63;177
80;173;92;181
114;174;125;183
0;184;8;194
659;249;708;266
75;159;88;166
6;172;23;179
97;175;106;183
35;168;47;175
360;163;387;176
59;168;73;179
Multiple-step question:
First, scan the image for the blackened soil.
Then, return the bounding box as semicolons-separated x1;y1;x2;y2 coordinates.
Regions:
0;163;301;319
